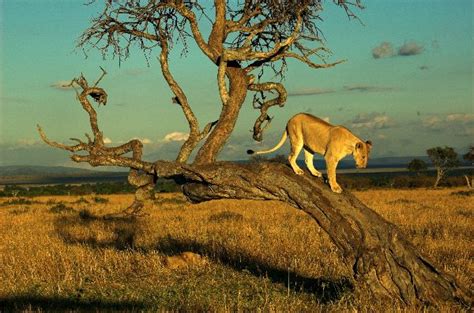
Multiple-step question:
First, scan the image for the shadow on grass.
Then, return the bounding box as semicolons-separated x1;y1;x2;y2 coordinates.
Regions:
54;213;353;303
0;295;145;312
155;236;353;303
54;210;140;251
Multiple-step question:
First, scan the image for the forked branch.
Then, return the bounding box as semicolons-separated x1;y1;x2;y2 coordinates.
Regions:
38;71;155;214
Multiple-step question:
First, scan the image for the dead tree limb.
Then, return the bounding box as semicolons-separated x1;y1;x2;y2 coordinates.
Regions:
38;73;155;214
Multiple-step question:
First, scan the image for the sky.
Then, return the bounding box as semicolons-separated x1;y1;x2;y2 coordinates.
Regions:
0;0;473;167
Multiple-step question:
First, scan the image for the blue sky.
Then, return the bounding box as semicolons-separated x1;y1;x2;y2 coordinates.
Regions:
0;0;472;167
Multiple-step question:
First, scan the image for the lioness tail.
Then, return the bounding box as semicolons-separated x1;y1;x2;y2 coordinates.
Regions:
247;131;288;155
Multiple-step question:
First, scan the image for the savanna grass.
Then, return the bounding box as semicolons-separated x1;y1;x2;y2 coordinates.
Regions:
0;189;472;312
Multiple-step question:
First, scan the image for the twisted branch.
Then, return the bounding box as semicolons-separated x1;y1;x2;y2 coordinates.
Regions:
38;71;155;215
248;82;288;142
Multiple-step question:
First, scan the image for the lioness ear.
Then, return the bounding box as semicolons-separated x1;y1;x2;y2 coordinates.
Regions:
366;140;372;152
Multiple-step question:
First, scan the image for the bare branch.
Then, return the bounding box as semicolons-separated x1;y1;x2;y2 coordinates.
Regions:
217;56;229;105
157;26;205;163
38;71;158;214
248;82;288;142
93;66;107;87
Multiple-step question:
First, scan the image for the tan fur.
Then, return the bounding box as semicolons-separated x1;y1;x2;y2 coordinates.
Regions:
163;252;208;270
249;113;372;193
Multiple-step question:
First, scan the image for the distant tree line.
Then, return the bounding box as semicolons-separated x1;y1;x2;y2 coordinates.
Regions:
0;180;180;197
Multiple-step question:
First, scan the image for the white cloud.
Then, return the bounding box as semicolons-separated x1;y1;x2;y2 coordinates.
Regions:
372;42;394;59
164;132;189;142
350;113;396;129
422;116;442;129
398;41;424;56
422;113;474;136
446;113;474;123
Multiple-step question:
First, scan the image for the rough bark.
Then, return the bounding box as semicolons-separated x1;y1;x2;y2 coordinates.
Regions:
194;66;248;164
154;161;472;306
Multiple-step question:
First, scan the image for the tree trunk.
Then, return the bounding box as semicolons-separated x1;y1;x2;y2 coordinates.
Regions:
163;161;471;305
194;67;248;164
434;169;443;188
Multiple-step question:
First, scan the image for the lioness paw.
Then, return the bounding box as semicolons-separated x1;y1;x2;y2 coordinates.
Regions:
330;184;343;193
294;168;304;175
310;170;322;177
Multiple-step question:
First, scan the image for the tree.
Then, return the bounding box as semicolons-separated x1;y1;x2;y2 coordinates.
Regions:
407;158;427;175
463;146;474;189
37;0;471;305
426;146;460;188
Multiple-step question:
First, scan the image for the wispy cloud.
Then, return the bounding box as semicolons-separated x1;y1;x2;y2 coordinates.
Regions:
343;84;395;92
287;88;336;97
290;84;396;97
372;42;394;59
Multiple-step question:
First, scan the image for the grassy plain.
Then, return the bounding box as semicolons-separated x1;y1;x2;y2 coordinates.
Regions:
0;188;472;312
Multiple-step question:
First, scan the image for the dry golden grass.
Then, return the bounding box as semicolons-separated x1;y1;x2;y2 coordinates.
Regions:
0;188;472;312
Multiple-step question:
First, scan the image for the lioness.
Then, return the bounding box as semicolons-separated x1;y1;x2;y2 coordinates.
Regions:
247;113;372;193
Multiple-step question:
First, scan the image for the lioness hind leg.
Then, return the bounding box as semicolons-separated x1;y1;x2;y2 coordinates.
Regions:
288;137;304;175
325;156;342;193
304;149;322;177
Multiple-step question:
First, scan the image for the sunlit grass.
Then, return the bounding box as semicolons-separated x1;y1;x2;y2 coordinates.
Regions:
0;189;472;311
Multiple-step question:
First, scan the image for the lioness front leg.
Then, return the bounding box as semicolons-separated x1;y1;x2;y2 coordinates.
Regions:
304;149;322;177
288;138;304;175
325;156;342;193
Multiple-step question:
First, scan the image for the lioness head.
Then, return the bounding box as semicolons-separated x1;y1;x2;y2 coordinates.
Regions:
353;140;372;168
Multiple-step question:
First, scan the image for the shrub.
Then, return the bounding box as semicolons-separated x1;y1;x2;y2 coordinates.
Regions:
74;197;89;204
2;198;35;205
78;209;96;221
49;203;75;214
93;196;109;204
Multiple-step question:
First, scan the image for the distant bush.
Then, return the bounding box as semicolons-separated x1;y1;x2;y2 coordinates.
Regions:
8;207;30;215
49;203;75;214
2;198;36;205
78;209;96;221
339;173;467;190
93;196;109;204
74;197;89;204
451;190;474;197
0;179;181;197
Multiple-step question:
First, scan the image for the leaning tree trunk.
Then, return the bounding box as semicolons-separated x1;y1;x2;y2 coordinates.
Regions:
157;161;472;305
